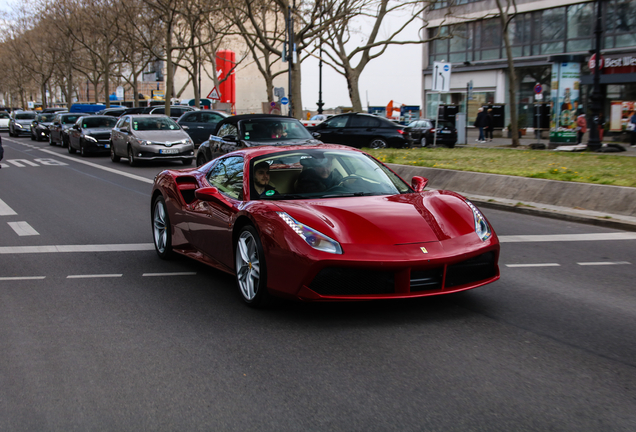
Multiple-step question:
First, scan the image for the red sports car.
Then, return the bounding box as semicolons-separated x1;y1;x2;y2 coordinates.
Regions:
151;144;500;307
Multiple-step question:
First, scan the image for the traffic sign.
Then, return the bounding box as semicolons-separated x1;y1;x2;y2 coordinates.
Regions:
534;83;542;94
432;62;451;92
281;97;289;105
207;87;220;100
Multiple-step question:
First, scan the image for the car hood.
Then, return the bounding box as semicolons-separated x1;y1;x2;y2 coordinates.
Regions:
272;190;477;245
132;130;189;142
15;119;34;125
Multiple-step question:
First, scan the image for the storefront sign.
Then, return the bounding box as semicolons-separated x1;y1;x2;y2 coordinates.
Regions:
597;52;636;74
550;62;581;143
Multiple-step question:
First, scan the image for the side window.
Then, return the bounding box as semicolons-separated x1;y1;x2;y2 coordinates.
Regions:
349;116;381;128
323;116;349;129
200;112;221;123
217;123;238;137
115;116;128;129
207;156;244;200
182;112;198;122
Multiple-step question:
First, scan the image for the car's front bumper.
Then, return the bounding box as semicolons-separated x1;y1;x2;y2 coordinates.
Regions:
132;143;195;161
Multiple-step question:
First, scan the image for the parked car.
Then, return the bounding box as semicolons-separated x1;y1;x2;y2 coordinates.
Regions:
150;144;500;307
177;110;228;146
0;111;10;131
305;112;413;149
196;114;321;166
96;107;127;117
120;107;147;116
31;112;58;141
407;119;458;148
301;113;332;127
110;114;194;166
8;111;37;137
143;105;196;120
49;112;89;147
67;115;118;156
41;107;67;114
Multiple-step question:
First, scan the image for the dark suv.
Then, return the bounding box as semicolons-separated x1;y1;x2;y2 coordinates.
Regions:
9;111;37;137
407;119;457;148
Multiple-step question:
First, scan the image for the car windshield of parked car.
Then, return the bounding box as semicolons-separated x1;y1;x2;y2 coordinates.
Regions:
241;119;313;142
37;114;56;122
81;117;118;128
16;112;36;120
61;115;82;124
249;149;411;200
0;112;10;119
132;117;180;131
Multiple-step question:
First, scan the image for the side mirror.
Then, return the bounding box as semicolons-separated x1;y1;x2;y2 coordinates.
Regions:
72;124;79;130
411;176;428;192
182;125;189;130
311;132;321;139
195;186;224;203
222;135;238;142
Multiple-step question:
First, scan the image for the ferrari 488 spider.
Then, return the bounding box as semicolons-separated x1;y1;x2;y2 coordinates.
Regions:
151;144;500;307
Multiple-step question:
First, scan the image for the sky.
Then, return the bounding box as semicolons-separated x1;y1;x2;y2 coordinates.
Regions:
0;0;424;112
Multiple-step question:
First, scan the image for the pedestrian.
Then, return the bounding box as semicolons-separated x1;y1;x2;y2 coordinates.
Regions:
629;111;636;147
485;108;494;142
474;107;487;143
576;112;587;144
597;113;605;142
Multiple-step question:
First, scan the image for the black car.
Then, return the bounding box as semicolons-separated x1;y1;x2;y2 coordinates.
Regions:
49;112;89;147
120;107;147;116
31;112;59;141
407;119;457;148
9;111;37;137
96;107;127;117
143;105;196;120
196;114;321;166
177;110;228;146
41;107;67;114
304;112;413;149
67;115;118;156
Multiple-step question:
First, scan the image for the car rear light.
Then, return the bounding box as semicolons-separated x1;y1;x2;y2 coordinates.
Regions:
430;128;436;133
397;129;405;135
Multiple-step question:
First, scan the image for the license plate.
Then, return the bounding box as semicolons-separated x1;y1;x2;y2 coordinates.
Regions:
104;144;110;148
441;130;451;134
160;148;178;154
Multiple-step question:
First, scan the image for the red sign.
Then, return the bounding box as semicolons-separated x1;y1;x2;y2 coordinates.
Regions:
207;87;220;100
588;54;604;70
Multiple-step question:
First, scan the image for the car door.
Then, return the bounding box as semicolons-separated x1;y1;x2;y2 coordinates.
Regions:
112;116;130;156
197;112;225;144
347;115;382;148
313;115;350;144
68;118;81;150
50;114;62;143
188;156;245;269
178;112;202;144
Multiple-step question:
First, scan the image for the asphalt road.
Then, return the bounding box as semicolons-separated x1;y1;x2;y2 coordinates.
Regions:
1;134;635;431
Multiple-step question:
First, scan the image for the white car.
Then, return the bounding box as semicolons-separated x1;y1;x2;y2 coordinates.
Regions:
0;111;10;131
301;114;333;127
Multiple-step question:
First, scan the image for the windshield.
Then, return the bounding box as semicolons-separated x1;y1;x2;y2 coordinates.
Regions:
249;149;411;200
61;115;82;124
0;112;10;119
16;112;36;120
36;114;56;122
241;118;313;142
81;117;118;128
132;117;180;131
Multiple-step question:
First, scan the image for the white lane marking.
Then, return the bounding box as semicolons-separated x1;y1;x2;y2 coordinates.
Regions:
0;198;17;216
577;261;631;266
36;148;154;184
0;276;46;281
499;233;636;242
0;243;154;254
67;274;123;279
7;221;40;236
505;263;561;268
142;272;197;277
6;159;39;167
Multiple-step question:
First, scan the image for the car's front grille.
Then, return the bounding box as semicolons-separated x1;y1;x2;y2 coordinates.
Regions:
309;268;395;295
410;268;443;291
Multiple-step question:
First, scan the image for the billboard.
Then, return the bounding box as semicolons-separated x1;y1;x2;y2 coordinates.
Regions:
550;62;581;143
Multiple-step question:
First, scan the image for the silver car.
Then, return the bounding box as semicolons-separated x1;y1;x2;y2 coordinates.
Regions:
110;115;195;166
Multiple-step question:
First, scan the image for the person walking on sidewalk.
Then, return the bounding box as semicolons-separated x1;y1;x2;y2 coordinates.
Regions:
576;112;587;144
485;108;494;142
474;108;487;143
629;111;636;147
597;113;605;142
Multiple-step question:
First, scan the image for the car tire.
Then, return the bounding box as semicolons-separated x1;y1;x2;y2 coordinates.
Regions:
31;131;36;141
235;225;270;308
36;132;42;142
128;146;137;167
49;134;55;146
110;143;120;162
80;141;88;157
196;154;206;166
61;135;68;148
152;195;174;260
421;137;427;147
68;140;76;154
369;138;388;149
182;158;193;166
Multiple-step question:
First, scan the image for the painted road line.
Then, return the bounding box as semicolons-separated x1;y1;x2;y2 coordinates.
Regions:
505;263;561;268
67;274;123;279
0;276;46;281
36;148;154;184
577;261;631;266
499;233;636;243
0;243;155;254
142;272;197;277
0;198;17;216
7;221;40;236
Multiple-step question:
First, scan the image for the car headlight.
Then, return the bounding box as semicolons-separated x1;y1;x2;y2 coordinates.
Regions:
181;138;193;145
15;124;23;129
277;212;342;254
84;135;97;142
466;200;492;241
138;139;150;145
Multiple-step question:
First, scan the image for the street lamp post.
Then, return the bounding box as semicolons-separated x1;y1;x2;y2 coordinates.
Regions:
317;45;324;114
286;0;296;118
587;0;604;151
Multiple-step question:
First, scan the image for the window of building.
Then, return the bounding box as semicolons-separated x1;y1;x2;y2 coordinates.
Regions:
567;3;593;52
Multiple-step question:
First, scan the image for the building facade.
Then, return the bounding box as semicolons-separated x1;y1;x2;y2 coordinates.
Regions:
422;0;636;142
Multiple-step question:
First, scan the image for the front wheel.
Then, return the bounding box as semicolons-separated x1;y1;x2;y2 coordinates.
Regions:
49;134;55;146
68;140;76;154
128;146;137;167
369;138;388;149
80;142;87;157
420;136;427;147
152;195;174;259
110;143;120;162
235;226;270;307
196;154;206;167
61;135;68;148
31;131;36;141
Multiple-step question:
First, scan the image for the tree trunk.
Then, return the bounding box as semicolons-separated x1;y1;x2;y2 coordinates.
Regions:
497;0;519;147
104;59;110;108
165;21;173;117
133;80;139;107
346;68;363;112
291;56;302;119
41;82;48;109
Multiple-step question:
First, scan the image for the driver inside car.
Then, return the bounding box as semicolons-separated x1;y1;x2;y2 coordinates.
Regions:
295;156;343;193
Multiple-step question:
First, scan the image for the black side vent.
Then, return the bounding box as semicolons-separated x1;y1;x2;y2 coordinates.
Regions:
309;268;395;296
445;252;497;288
410;268;443;291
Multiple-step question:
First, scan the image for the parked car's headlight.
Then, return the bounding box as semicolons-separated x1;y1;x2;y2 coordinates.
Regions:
84;135;97;142
181;138;193;145
138;139;150;145
277;212;342;254
466;200;492;241
15;123;23;129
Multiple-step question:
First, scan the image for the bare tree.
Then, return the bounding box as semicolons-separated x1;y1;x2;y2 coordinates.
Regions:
495;0;520;147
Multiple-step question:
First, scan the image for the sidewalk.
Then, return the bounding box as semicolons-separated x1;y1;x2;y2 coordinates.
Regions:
459;128;636;155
